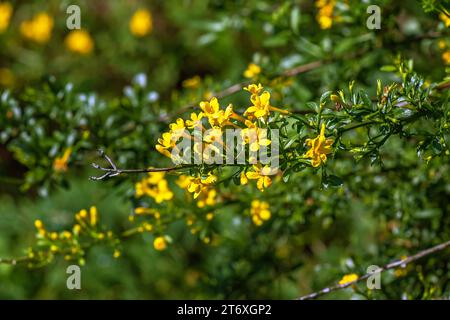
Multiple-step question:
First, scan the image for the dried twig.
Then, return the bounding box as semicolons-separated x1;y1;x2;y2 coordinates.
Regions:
297;239;450;300
90;149;193;181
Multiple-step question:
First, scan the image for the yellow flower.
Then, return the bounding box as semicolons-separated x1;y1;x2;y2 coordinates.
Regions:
0;2;12;33
246;164;276;192
156;132;177;158
185;112;204;129
182;75;201;89
34;219;46;236
113;250;121;258
241;122;271;152
185;173;217;199
89;206;97;226
338;273;359;285
443;50;450;64
244;91;272;119
130;9;152;37
244;63;261;78
199;97;234;127
168;118;186;140
135;172;174;203
440;12;450;28
199;97;220;120
20;12;53;44
196;188;217;208
305;123;334;167
153;236;167;251
65;29;94;55
53;148;72;172
206;212;214;221
240;171;248;185
250;200;271;226
243;83;264;96
316;0;335;30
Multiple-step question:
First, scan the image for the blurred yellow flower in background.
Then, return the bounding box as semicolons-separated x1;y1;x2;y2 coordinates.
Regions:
153;236;167;251
439;13;450;27
20;12;53;44
250;200;271;226
0;2;12;33
130;9;152;37
182;75;201;89
65;29;94;55
243;63;261;78
443;50;450;64
53;148;72;172
0;68;14;87
316;0;335;29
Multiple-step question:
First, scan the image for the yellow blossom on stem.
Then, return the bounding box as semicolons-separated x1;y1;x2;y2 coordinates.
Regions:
244;83;264;96
20;12;53;44
338;273;359;285
305;123;334;167
156;132;177;158
65;29;94;55
53;148;72;172
240;171;248;185
0;2;12;33
250;200;271;226
185;173;217;199
243;63;261;78
245;164;276;192
129;9;152;37
185;112;204;129
241;123;271;152
245;91;272;119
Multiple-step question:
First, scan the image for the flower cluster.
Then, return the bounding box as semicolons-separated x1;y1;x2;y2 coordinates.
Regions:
135;172;174;203
155;83;289;193
315;0;336;30
304;123;334;167
249;200;271;226
20;12;53;44
30;206;118;267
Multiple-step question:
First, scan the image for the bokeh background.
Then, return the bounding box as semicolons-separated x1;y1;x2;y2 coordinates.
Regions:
0;0;449;299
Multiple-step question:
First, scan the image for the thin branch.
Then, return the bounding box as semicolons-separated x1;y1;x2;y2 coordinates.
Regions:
296;239;450;300
90;149;194;180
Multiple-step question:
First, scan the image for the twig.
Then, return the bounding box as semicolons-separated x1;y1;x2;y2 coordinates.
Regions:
90;149;194;180
296;239;450;300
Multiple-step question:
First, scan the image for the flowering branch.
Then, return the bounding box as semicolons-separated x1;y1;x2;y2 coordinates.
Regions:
296;239;450;300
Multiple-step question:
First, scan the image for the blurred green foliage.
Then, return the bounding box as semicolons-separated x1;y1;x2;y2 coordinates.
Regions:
0;0;450;299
